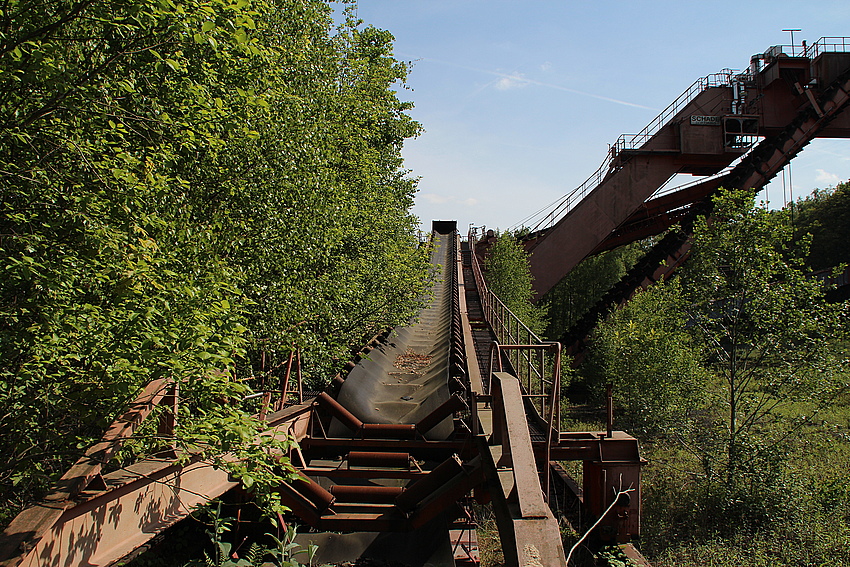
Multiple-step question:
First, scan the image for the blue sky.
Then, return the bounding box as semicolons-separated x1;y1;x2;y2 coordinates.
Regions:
351;1;850;232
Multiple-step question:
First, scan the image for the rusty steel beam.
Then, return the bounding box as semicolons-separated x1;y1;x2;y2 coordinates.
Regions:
490;373;551;520
298;468;426;480
313;509;404;533
408;462;484;530
347;451;411;469
0;377;173;565
487;372;567;566
0;457;235;567
329;485;404;504
0;402;313;567
527;47;850;299
301;437;468;456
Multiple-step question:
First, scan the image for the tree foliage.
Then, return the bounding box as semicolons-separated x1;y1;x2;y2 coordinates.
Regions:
0;0;428;525
682;188;848;477
544;243;644;340
483;233;547;334
792;180;850;270
586;279;706;435
582;189;850;556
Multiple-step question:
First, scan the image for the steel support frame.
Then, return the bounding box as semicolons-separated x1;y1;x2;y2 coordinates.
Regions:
487;372;568;566
0;401;312;567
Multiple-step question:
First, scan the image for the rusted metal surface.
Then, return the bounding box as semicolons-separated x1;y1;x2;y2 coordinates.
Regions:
394;456;465;513
0;395;312;567
0;377;173;565
329;485;404;503
347;451;412;469
4;458;236;567
449;526;480;566
487;372;568;566
316;391;363;432
490;373;551;520
458;241;485;394
521;40;850;299
407;459;485;530
301;436;468;456
416;394;468;435
555;49;850;363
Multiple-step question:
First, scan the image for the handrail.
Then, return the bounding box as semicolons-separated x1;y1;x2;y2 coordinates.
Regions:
468;228;543;346
615;70;737;153
771;37;850;59
512;36;850;235
514;70;737;234
468;227;562;501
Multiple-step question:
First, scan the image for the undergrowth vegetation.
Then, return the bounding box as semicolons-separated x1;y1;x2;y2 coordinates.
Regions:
548;188;850;566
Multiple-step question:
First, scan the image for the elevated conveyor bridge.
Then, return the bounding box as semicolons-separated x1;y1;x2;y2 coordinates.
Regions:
512;38;850;360
520;37;850;300
0;223;644;567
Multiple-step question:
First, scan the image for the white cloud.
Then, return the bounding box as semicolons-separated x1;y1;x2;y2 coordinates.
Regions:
421;192;451;204
416;57;656;110
540;61;552;72
815;168;841;185
418;193;480;207
494;74;529;90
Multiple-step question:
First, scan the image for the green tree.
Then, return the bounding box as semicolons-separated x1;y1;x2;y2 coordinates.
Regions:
544;243;644;340
682;188;848;480
792;181;850;270
0;0;428;527
586;278;706;435
484;233;547;334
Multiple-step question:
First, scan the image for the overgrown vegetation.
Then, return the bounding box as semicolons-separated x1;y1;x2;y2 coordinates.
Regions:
482;232;547;334
584;279;706;436
543;243;644;340
0;0;428;528
569;188;850;566
792;180;850;270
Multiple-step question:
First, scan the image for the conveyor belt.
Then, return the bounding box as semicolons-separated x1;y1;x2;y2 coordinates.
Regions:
330;231;456;440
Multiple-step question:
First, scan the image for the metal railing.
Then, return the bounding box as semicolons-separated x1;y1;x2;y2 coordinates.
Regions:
467;228;562;438
614;70;738;153
514;37;850;235
518;71;738;234
768;37;850;59
488;342;561;442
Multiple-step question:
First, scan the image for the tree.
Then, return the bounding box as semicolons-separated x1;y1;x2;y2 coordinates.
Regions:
792;181;850;270
483;233;547;334
681;188;848;480
0;0;428;526
586;278;706;435
544;243;644;340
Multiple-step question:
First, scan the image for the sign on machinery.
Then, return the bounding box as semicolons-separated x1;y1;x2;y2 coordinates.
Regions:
690;115;722;126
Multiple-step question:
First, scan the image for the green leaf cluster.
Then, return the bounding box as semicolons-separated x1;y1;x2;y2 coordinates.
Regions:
0;0;428;525
791;180;850;270
586;279;706;435
543;242;644;339
482;232;547;334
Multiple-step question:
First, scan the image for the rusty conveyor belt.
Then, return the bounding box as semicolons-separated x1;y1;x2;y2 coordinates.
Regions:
285;226;479;566
329;231;456;440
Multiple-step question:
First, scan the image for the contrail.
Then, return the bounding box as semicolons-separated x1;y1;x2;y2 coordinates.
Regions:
406;55;658;111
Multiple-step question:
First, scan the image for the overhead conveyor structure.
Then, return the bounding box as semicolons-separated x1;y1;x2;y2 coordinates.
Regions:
523;38;850;300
